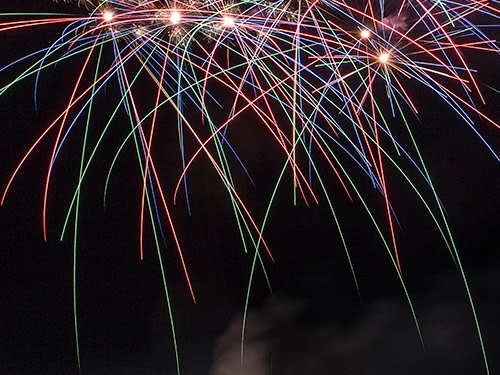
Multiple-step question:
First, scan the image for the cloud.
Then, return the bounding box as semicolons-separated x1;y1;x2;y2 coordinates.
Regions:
210;264;499;374
210;298;304;375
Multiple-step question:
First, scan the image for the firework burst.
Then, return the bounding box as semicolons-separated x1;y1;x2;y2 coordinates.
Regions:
0;0;498;373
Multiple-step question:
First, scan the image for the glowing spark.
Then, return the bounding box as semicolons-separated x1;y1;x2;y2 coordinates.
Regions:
360;29;371;39
379;52;390;63
170;11;181;24
223;16;235;28
102;11;113;22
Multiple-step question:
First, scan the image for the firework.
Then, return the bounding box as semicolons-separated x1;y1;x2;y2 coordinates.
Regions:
0;0;498;373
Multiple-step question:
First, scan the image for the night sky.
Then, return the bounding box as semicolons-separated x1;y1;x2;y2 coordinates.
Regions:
0;1;499;374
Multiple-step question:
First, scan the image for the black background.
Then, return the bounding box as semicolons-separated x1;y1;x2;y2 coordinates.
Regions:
0;1;498;374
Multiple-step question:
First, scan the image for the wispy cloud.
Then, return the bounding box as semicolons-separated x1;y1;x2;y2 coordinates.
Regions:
211;263;499;374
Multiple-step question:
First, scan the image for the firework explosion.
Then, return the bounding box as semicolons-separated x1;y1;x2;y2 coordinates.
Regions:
0;0;498;373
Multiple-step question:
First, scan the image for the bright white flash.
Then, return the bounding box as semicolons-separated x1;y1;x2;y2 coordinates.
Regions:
360;29;371;39
170;11;181;24
223;16;235;28
379;52;390;63
103;11;114;22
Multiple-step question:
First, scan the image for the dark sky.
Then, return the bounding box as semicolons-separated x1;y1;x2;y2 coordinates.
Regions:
0;1;498;374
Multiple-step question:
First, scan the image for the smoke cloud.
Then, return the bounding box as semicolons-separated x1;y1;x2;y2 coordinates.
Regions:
211;264;499;375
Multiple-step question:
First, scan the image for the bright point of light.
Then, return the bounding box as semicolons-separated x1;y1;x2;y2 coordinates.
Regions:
360;29;371;39
103;11;114;22
170;11;181;24
223;16;235;28
379;52;390;63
